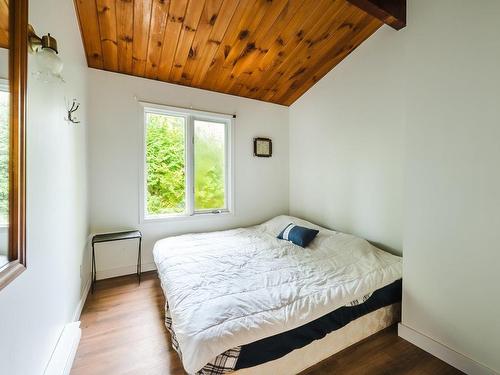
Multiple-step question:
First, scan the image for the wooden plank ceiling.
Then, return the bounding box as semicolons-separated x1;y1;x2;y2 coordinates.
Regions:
74;0;401;106
0;0;8;49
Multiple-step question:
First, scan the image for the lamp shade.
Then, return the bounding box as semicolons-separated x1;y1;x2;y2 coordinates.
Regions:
33;47;64;83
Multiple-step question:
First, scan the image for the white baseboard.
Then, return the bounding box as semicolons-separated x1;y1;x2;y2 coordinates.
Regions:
44;277;91;375
44;322;82;375
96;261;157;280
44;263;157;375
72;276;91;322
398;324;497;375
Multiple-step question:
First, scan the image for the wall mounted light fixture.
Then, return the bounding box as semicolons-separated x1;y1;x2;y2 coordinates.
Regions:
28;24;64;83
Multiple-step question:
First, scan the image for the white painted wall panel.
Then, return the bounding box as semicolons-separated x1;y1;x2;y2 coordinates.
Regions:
0;1;90;374
289;26;405;255
289;0;500;372
87;70;289;275
403;1;500;372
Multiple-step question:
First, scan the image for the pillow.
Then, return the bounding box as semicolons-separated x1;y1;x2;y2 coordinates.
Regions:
277;223;319;248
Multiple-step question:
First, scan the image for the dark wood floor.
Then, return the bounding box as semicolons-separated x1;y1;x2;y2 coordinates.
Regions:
72;272;462;375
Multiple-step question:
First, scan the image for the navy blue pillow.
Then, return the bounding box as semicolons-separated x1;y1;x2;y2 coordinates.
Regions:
277;223;319;248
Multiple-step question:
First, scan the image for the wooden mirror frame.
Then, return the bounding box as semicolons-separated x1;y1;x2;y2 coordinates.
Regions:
0;0;28;291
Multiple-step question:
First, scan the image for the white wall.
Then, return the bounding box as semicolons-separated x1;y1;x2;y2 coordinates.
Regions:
403;1;500;372
88;69;289;277
289;0;500;372
0;0;90;373
289;27;405;254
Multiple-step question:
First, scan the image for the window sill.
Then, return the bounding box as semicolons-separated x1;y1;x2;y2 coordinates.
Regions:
142;210;233;224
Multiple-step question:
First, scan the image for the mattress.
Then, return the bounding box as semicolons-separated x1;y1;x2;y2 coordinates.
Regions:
153;215;402;374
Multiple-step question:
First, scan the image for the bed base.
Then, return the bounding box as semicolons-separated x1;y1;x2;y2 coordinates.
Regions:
233;303;401;375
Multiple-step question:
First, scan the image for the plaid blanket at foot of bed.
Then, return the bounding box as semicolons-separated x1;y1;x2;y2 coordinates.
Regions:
164;302;241;375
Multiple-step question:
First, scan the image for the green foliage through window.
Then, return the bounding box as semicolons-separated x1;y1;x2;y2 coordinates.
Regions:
0;90;9;225
146;113;185;215
194;120;225;210
145;112;226;217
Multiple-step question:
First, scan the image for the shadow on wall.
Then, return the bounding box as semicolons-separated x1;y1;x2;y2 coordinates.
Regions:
368;240;401;257
295;213;402;256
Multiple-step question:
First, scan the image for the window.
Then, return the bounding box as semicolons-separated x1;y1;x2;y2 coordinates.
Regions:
142;104;232;220
0;0;28;292
0;83;9;226
0;82;9;266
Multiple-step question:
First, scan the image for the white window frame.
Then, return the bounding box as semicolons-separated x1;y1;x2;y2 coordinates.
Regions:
139;101;234;223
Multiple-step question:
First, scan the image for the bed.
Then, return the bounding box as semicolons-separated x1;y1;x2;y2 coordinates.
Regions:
153;215;402;374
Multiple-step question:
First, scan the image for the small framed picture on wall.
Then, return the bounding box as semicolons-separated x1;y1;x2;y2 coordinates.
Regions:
254;138;272;157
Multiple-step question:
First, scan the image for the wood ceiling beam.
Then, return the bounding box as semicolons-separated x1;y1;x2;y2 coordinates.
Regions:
346;0;406;30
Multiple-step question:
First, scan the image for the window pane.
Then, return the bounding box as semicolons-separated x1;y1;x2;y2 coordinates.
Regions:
145;113;185;215
194;120;225;211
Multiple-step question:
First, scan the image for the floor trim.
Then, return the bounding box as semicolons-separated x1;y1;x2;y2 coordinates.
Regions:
398;324;497;375
44;322;82;375
72;277;91;322
96;261;157;280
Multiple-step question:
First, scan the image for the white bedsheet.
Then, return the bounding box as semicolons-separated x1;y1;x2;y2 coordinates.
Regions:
153;215;402;374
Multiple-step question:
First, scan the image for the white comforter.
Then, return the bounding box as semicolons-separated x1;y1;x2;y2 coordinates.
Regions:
153;215;402;374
